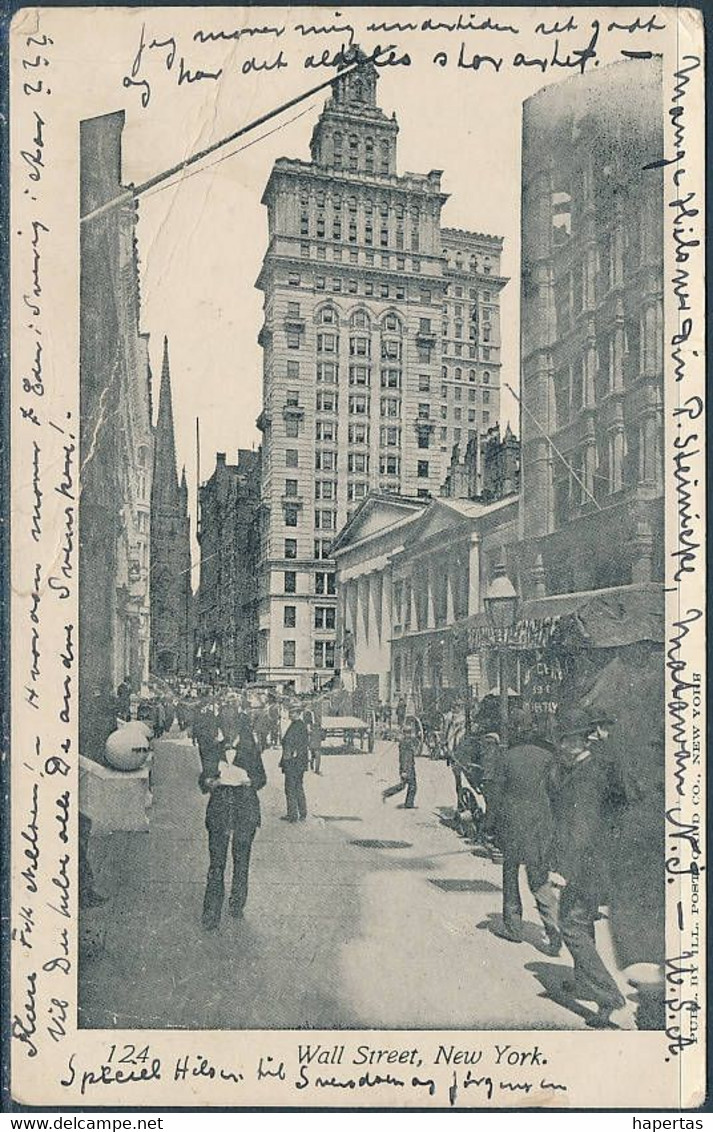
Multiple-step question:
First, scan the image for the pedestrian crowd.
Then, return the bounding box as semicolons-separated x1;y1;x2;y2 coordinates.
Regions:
88;675;645;1028
438;699;638;1027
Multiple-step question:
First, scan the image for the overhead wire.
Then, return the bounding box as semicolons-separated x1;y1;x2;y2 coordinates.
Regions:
504;382;602;510
80;61;360;223
138;101;320;207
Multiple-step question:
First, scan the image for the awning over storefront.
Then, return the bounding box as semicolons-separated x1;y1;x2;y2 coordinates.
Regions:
456;583;664;652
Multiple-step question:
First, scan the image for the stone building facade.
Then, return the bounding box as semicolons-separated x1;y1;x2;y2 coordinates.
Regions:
149;338;193;679
332;491;519;704
196;449;261;686
255;50;507;691
79;109;154;733
519;58;664;599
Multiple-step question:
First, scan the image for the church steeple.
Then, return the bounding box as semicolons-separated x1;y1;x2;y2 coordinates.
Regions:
153;336;179;503
149;335;193;678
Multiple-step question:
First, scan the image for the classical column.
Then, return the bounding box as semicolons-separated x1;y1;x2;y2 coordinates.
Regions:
369;571;381;649
337;578;348;643
446;566;455;625
382;568;393;645
426;562;436;630
359;575;370;649
467;534;480;616
346;579;358;635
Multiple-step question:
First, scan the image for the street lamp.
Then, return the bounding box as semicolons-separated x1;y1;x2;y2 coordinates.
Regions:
484;563;518;748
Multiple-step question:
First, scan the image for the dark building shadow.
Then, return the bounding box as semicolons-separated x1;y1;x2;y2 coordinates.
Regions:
315;814;364;822
524;960;603;1027
349;838;413;849
430;878;500;894
476;911;549;953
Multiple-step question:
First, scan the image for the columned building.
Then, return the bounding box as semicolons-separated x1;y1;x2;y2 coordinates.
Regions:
149;338;193;679
79;109;154;726
332;491;519;704
196;449;261;686
255;49;507;691
519;58;664;598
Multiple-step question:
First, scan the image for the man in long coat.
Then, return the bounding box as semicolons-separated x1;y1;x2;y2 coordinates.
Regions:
382;718;419;808
200;711;267;930
193;698;221;779
548;707;627;1025
495;731;560;952
279;705;310;821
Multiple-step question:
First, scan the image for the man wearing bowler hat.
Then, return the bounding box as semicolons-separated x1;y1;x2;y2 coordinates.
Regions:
548;706;628;1026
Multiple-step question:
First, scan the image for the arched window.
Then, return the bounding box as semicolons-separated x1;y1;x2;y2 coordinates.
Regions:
382;311;402;334
365;137;374;174
316;304;340;326
350;308;371;330
348;134;359;171
380;138;390;174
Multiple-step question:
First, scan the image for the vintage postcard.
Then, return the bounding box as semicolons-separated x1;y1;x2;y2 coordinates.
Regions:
8;5;706;1110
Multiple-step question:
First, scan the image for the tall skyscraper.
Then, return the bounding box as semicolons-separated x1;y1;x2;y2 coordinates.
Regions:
255;50;506;691
149;337;194;678
519;58;664;598
196;448;261;687
79;109;154;719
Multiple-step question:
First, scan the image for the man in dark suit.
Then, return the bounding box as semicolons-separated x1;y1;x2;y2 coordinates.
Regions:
382;718;419;808
193;698;221;784
200;711;267;931
116;677;132;722
495;731;560;953
548;707;627;1025
279;705;310;822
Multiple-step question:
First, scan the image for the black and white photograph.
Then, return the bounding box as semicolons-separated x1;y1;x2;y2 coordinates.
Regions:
8;4;706;1110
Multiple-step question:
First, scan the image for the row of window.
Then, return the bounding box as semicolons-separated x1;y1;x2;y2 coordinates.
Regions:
323;131;390;175
443;366;493;382
282;604;336;630
444;341;491;360
283;571;336;595
444;250;494;275
283;507;338;531
300;209;420;252
290;333;432;365
291;304;405;332
280;538;340;561
299;243;423;274
283;408;490;442
442;319;490;342
286;361;493;388
300;188;414;219
316;274;406;299
286;270;491;301
282;639;335;669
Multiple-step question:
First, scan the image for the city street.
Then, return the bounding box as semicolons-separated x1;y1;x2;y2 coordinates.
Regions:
80;734;634;1031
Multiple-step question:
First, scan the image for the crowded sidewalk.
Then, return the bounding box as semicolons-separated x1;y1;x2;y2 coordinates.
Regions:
79;733;634;1031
